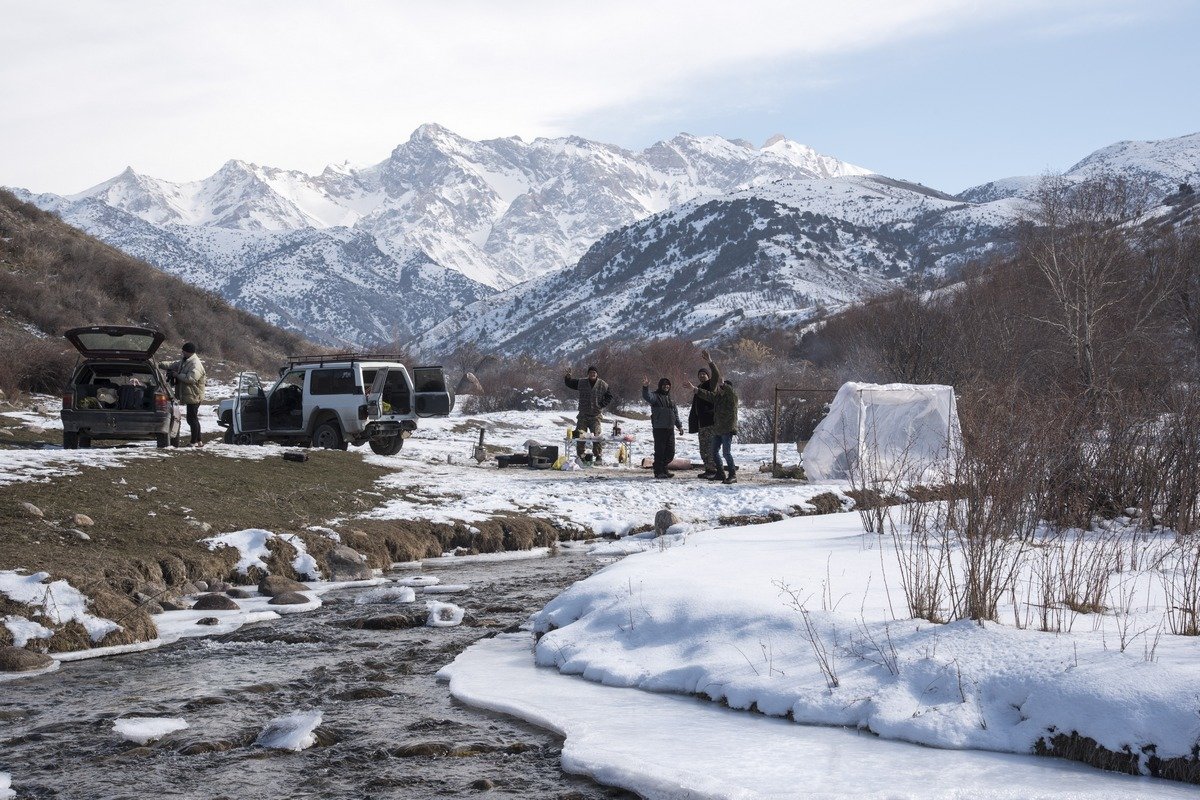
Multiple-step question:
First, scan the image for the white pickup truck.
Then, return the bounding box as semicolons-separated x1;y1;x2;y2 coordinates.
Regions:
217;354;453;454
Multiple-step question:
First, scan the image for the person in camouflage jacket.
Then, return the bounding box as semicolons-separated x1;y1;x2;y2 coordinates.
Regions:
565;365;613;461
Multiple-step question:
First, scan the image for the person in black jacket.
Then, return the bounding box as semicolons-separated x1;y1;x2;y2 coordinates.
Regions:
688;349;717;478
642;376;684;479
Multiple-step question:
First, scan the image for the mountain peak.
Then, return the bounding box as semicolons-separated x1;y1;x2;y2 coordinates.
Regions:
762;134;788;148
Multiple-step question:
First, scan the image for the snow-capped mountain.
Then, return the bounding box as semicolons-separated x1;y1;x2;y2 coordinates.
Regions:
416;175;1025;359
958;131;1200;203
13;125;870;345
47;125;871;289
13;127;1197;355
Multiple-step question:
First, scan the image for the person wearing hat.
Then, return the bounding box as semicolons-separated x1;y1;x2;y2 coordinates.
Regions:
564;365;613;462
685;356;740;484
642;376;685;479
688;348;718;478
163;342;207;447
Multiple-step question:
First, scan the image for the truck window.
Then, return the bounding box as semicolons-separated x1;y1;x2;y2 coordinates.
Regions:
310;368;357;395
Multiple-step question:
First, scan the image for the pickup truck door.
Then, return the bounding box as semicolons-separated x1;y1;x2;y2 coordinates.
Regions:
412;367;455;417
233;372;266;435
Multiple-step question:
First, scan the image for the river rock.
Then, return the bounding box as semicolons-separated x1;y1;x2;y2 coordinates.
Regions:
259;575;309;596
186;519;213;533
268;591;311;606
72;529;91;541
70;513;94;527
159;598;191;612
226;588;252;599
456;372;484;395
393;741;453;757
470;778;497;791
193;580;209;592
207;580;231;593
192;593;240;611
654;509;680;536
326;545;372;581
19;502;44;519
195;617;220;626
333;686;395;701
0;646;54;672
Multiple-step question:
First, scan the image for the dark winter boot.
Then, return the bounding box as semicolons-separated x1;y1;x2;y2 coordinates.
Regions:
722;467;738;485
697;470;716;479
709;470;726;481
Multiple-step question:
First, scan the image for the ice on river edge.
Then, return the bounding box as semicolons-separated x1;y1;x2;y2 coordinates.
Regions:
255;710;323;751
112;717;189;745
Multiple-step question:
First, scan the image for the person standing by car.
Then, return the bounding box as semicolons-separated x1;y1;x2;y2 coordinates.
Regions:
688;349;718;479
164;342;206;447
685;359;740;484
565;365;613;462
642;377;685;479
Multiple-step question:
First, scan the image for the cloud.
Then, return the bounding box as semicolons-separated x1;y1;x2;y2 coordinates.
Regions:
0;0;1117;191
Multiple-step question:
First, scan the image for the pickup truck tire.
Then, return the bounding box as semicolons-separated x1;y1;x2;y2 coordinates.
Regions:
156;433;170;449
369;435;404;456
312;419;347;450
63;431;78;449
223;429;234;444
78;435;91;449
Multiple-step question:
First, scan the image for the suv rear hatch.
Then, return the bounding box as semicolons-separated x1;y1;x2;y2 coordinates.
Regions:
65;326;165;359
412;367;455;416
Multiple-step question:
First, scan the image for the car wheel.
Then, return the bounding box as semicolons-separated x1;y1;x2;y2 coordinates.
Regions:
233;433;255;446
312;419;346;450
156;433;170;449
368;435;404;456
63;431;78;449
223;428;234;444
78;435;92;449
170;435;180;448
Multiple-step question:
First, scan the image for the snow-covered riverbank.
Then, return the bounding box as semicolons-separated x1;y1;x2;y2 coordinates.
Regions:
442;510;1200;792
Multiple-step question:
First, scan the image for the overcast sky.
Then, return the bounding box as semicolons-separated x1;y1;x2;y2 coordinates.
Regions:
2;0;1196;194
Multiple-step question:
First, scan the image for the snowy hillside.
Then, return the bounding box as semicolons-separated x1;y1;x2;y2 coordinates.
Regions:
418;175;1026;359
16;192;488;346
959;131;1200;203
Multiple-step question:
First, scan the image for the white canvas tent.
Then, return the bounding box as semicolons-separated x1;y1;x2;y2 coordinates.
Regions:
801;382;961;483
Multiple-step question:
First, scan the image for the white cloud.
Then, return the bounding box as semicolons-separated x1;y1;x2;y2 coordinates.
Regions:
0;0;1113;191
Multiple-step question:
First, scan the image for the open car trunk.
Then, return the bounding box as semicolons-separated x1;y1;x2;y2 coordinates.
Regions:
68;364;163;412
65;326;165;360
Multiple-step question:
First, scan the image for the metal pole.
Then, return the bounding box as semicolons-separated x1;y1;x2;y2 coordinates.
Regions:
772;385;781;477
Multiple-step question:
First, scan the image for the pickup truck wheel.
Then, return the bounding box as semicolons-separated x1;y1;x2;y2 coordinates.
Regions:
312;419;346;450
155;433;170;449
223;429;234;444
369;435;404;456
63;431;78;449
78;435;91;449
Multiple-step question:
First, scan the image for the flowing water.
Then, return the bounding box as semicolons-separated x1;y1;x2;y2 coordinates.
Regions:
0;552;635;799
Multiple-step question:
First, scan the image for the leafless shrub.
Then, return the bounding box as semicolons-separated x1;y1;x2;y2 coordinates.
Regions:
775;581;839;690
1163;534;1200;636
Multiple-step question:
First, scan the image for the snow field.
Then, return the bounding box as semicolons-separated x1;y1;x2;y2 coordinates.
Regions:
364;408;846;534
529;511;1200;769
441;634;1195;800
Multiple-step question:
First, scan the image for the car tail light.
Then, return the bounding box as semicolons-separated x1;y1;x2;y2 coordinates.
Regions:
155;391;169;412
61;391;74;409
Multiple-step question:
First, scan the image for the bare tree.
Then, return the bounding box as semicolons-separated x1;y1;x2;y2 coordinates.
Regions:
1021;175;1167;399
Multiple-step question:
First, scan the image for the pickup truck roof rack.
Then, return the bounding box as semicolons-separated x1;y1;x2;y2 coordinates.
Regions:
285;353;411;368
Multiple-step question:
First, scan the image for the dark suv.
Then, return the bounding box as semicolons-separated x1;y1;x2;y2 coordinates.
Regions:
60;325;182;449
